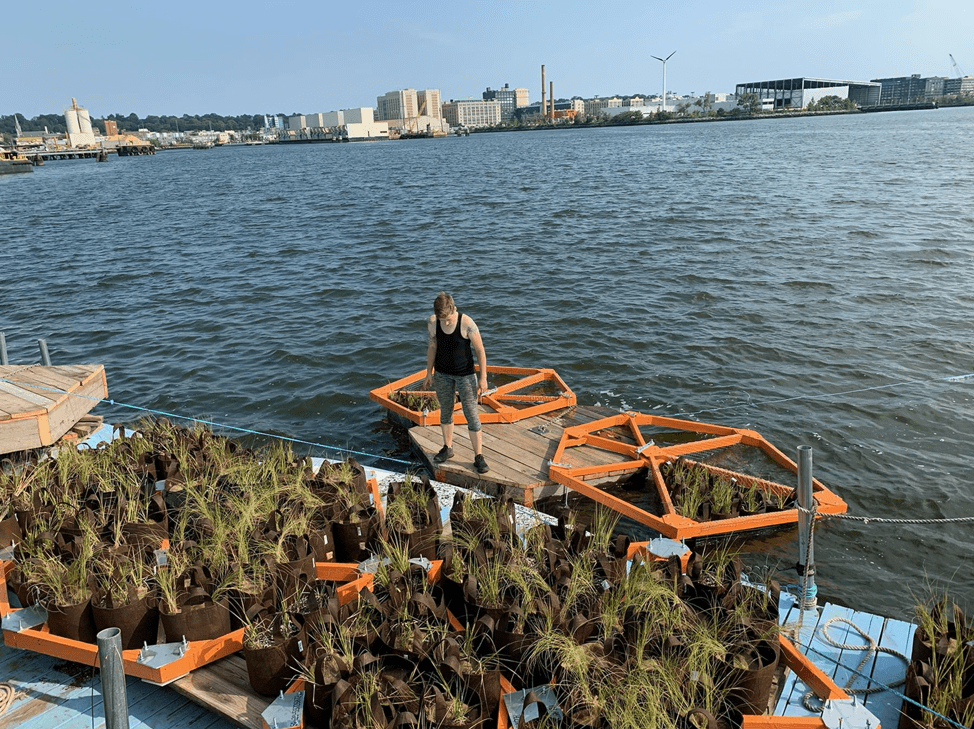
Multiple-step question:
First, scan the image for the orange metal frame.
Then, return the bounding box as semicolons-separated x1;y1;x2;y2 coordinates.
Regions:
369;366;576;427
547;412;847;541
0;559;370;685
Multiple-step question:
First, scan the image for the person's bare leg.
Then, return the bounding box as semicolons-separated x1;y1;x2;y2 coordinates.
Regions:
440;422;454;448
468;428;482;456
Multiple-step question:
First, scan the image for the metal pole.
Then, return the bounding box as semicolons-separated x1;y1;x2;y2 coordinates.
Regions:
0;332;7;365
97;627;130;729
796;445;818;609
37;339;51;366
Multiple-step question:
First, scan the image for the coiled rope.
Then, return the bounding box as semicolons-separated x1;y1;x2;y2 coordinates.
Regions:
0;682;14;717
801;616;910;712
0;377;421;468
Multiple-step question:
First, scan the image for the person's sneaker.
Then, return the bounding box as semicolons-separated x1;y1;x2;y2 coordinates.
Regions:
433;445;454;464
474;454;489;474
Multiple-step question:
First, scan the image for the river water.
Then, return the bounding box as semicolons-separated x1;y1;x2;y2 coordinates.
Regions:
3;108;973;618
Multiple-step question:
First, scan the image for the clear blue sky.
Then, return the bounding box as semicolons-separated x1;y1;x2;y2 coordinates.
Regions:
7;0;972;118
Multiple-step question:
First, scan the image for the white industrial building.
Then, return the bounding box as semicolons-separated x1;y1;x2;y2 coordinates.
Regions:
279;107;389;142
441;99;502;128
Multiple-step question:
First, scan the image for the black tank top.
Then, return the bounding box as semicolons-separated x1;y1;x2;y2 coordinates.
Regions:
435;313;475;376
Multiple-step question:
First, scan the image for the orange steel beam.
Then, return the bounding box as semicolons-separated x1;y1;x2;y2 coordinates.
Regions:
497;676;517;729
779;634;850;701
742;717;829;729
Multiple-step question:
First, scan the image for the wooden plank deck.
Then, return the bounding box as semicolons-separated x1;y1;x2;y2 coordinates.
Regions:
775;592;915;729
409;404;639;505
0;364;107;453
0;639;239;729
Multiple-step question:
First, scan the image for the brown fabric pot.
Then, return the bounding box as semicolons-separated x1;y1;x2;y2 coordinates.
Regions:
46;597;98;644
92;593;160;650
0;513;22;548
725;639;780;715
160;597;231;642
243;616;307;696
332;519;372;562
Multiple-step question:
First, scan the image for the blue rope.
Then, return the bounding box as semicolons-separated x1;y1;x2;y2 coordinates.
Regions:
0;377;420;468
791;631;970;729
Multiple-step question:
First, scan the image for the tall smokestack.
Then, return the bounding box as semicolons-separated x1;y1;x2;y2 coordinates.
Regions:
541;65;546;120
549;82;554;118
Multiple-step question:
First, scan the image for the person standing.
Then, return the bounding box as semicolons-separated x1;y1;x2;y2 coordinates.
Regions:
422;292;490;474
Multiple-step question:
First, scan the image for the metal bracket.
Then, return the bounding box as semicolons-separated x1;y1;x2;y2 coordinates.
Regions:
548;460;572;469
482;387;497;397
137;637;190;669
822;697;881;729
503;684;563;729
261;689;304;729
357;556;432;574
0;543;15;561
635;440;656;454
528;424;549;435
647;537;690;560
2;605;48;632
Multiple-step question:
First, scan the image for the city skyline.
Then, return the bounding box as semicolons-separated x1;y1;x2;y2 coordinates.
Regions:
6;0;972;119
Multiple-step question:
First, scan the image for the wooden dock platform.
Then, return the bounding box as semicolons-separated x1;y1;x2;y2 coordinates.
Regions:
0;365;107;454
409;404;639;506
776;593;916;729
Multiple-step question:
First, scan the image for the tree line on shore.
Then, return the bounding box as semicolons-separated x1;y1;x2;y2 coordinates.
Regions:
0;112;269;137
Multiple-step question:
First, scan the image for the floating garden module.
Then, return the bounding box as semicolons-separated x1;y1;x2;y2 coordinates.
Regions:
369;365;576;427
546;411;848;540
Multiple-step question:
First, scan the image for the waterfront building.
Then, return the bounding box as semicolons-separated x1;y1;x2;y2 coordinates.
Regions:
944;76;974;96
734;77;880;109
376;89;418;122
285;114;306;131
104;120;118;136
442;99;502;128
482;84;530;121
417;89;442;120
584;97;623;116
263;115;280;129
871;74;950;104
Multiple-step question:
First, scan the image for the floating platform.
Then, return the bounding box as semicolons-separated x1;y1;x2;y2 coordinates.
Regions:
0;364;107;454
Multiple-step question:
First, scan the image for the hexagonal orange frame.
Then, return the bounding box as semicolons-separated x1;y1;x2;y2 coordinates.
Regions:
369;365;576;426
547;412;847;540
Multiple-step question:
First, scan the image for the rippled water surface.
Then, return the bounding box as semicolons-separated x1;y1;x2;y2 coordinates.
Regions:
3;108;973;617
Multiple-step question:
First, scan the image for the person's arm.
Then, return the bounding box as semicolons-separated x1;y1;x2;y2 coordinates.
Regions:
465;317;488;392
423;315;437;388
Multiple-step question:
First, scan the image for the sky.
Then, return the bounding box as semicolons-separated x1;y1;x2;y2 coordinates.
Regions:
5;0;973;119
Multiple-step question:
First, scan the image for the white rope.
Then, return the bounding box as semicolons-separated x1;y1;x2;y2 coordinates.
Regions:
0;682;15;717
801;616;910;712
796;505;974;525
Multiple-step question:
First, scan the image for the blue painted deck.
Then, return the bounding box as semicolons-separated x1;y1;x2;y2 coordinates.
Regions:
776;592;916;729
0;639;239;729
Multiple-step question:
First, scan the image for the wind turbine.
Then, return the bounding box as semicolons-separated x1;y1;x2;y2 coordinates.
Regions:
651;51;676;112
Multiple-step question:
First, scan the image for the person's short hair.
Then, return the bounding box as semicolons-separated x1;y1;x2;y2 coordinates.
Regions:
433;292;455;317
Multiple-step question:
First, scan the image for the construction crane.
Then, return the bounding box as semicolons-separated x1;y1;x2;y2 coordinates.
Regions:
949;53;965;78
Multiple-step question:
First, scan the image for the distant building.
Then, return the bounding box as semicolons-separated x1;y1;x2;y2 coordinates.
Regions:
513;100;577;121
442;99;502;128
944;76;974;96
277;107;389;141
482;84;530;121
871;74;949;104
584;97;623;116
104;120;118;136
376;89;418;122
734;77;880;109
417;89;442;120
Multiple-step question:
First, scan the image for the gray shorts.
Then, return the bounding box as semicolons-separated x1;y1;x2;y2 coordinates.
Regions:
433;372;481;432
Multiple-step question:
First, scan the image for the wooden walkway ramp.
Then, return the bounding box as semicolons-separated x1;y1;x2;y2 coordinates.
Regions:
409;404;639;506
776;593;916;729
0;364;107;454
